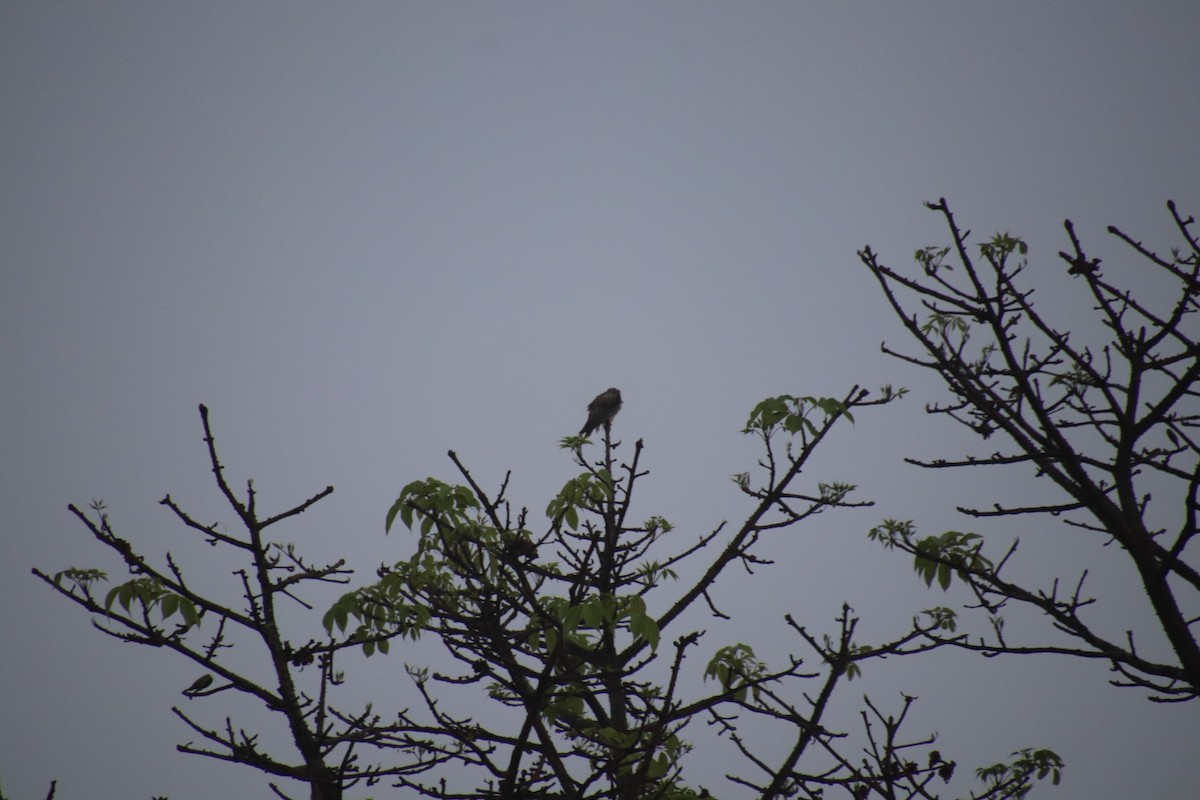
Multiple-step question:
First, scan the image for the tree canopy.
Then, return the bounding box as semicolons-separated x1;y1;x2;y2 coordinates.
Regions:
33;199;1199;799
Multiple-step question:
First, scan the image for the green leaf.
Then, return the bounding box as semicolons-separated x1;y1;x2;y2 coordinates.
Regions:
596;726;635;748
911;530;992;591
745;397;789;430
562;604;584;634
323;598;351;634
811;396;853;423
629;611;660;651
938;562;952;591
705;643;763;697
922;607;957;632
581;599;605;627
385;497;405;533
53;567;108;588
179;598;200;628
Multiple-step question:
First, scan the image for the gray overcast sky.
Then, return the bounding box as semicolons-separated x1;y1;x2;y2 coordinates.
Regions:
3;3;1199;798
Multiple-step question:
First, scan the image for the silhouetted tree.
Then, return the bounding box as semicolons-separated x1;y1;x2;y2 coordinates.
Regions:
322;387;967;799
35;406;435;800
37;392;1057;799
59;193;1200;797
860;199;1200;702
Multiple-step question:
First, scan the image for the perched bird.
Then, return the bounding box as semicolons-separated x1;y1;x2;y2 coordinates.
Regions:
182;674;214;696
580;387;622;438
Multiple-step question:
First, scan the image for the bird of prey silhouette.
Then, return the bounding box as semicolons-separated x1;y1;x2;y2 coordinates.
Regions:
580;387;622;438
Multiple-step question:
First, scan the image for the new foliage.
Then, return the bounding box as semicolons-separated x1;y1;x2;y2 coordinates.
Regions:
35;389;1056;799
45;197;1200;798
